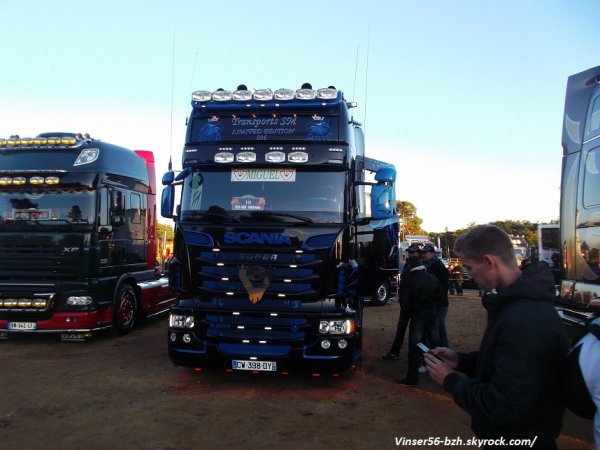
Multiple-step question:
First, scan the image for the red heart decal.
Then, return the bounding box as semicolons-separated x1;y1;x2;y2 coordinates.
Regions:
233;169;247;180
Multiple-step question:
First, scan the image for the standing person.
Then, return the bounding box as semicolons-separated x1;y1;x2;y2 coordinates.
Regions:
451;263;464;296
420;243;450;347
382;244;421;360
424;225;569;450
397;252;438;386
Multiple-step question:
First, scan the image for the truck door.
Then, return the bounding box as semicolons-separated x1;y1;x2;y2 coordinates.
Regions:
128;192;146;266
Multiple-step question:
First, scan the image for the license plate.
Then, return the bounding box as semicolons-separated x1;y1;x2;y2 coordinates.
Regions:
8;322;36;330
232;360;277;372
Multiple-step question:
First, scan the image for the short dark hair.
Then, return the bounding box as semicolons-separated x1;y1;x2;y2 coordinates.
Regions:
454;224;517;268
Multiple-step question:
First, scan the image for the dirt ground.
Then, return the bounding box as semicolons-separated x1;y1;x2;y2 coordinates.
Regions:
0;290;594;450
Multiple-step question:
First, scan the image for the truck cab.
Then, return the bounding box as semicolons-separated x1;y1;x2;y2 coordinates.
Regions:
557;65;600;340
161;85;398;373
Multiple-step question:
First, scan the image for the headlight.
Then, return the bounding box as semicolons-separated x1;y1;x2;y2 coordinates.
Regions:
67;296;93;306
170;314;195;329
319;320;355;335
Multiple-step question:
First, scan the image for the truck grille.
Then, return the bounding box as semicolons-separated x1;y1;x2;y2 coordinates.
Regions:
0;244;80;277
183;245;332;345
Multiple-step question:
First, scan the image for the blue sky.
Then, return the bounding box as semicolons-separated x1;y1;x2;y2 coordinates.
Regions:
1;0;599;231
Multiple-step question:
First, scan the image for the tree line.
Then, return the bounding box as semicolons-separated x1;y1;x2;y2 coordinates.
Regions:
397;200;558;258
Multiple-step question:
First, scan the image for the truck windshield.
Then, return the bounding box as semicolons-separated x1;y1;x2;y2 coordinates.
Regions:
180;169;345;224
0;189;96;229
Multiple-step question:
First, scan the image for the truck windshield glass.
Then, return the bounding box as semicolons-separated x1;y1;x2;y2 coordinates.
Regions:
0;190;96;229
180;169;345;223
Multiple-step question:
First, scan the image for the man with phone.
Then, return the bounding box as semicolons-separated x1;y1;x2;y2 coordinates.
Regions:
424;225;568;449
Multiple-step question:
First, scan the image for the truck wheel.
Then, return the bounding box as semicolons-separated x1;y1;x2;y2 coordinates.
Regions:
371;280;390;306
113;285;138;335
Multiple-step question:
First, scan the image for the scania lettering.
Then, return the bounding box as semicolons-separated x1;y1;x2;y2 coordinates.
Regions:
557;65;600;340
0;133;177;340
162;84;399;373
223;232;292;245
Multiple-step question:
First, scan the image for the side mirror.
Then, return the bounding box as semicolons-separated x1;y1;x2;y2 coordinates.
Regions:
175;167;192;181
110;190;125;212
162;171;175;186
374;167;396;183
371;184;394;219
161;185;175;218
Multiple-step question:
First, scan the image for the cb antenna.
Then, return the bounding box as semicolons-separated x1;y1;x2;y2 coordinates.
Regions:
169;26;176;172
352;44;359;103
363;26;371;134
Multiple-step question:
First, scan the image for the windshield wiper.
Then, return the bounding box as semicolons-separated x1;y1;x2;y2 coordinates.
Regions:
250;212;313;224
183;212;241;223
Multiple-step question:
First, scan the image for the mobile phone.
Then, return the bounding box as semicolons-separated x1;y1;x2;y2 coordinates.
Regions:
416;342;431;353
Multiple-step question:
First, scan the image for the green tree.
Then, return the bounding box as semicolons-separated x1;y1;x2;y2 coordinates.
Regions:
397;200;425;239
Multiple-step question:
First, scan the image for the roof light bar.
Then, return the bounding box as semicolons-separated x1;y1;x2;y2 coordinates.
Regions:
190;86;340;104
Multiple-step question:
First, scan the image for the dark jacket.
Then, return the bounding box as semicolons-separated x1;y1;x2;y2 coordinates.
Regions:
426;258;449;307
399;265;438;314
443;262;569;446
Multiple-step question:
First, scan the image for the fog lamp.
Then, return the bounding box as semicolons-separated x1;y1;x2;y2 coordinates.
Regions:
254;89;273;101
288;152;308;163
182;334;192;344
215;152;234;163
317;88;337;99
212;90;232;102
321;339;331;349
67;296;93;306
265;151;285;163
236;152;256;162
338;339;348;349
185;316;195;329
233;89;253;101
192;90;212;102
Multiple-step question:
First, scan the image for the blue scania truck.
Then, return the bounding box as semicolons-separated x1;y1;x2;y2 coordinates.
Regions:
161;84;398;373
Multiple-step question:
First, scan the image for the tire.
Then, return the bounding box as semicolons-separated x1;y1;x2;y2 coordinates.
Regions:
113;285;138;335
371;279;390;306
